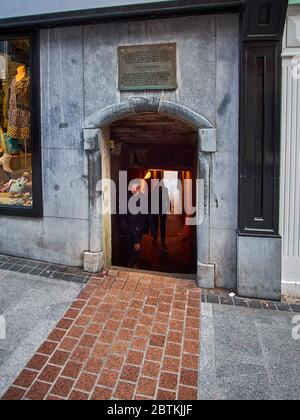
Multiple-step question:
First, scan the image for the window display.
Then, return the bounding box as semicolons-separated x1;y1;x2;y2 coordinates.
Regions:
0;38;33;208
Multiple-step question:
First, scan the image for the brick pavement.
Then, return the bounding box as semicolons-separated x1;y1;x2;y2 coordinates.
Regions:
1;270;201;400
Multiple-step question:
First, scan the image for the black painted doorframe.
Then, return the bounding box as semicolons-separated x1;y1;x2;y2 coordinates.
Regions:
239;0;288;238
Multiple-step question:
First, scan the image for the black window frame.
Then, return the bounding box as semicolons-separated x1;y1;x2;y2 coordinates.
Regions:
0;30;43;218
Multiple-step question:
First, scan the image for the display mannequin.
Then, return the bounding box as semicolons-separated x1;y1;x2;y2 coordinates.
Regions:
7;65;31;170
7;65;30;142
16;65;27;83
0;80;4;127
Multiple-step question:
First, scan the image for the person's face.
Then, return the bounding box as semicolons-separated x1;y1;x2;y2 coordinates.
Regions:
131;183;140;196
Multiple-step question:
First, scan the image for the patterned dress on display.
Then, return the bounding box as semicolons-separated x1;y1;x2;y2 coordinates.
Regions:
0;88;5;127
7;75;30;143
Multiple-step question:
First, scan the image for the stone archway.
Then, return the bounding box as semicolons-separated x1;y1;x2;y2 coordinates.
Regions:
83;96;216;288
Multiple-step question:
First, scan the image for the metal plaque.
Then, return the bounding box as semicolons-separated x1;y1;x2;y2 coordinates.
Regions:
118;43;177;91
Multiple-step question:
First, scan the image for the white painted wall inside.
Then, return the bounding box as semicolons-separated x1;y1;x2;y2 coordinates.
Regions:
281;5;300;298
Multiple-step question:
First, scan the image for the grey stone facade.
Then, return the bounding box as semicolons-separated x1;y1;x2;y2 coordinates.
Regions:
237;236;282;301
0;14;240;290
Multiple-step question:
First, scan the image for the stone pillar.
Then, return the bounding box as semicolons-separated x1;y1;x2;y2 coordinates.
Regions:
197;128;217;288
237;236;282;301
83;128;103;273
280;5;300;298
100;127;112;269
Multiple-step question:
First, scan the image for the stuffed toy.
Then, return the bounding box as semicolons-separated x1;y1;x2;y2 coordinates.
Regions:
9;176;28;194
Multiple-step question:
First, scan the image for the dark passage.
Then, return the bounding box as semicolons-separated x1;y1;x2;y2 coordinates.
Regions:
110;113;197;276
139;213;196;274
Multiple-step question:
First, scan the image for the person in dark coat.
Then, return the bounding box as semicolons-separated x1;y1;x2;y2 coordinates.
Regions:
119;182;150;268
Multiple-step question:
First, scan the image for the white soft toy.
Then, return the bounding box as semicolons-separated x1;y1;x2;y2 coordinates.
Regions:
9;176;28;194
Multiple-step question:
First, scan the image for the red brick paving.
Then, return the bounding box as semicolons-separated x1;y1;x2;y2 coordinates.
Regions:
2;270;200;400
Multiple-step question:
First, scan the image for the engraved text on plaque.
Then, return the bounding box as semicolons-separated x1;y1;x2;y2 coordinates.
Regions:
118;43;177;91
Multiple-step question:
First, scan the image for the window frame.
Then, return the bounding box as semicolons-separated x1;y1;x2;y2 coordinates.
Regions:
0;30;43;218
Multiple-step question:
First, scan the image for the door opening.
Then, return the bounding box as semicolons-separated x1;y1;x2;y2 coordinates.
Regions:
139;169;197;274
108;112;198;276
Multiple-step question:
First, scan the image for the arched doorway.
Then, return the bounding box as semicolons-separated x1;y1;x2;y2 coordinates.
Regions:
83;97;217;286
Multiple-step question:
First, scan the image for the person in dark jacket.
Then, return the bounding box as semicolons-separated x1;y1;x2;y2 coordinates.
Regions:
119;182;149;268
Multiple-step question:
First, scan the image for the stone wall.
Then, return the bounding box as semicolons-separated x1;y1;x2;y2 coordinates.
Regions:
280;5;300;298
0;14;239;288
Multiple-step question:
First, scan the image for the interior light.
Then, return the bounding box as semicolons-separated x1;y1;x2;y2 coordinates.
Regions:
144;170;152;180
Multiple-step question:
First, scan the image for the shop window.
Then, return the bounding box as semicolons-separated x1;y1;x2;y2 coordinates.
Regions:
0;34;42;216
